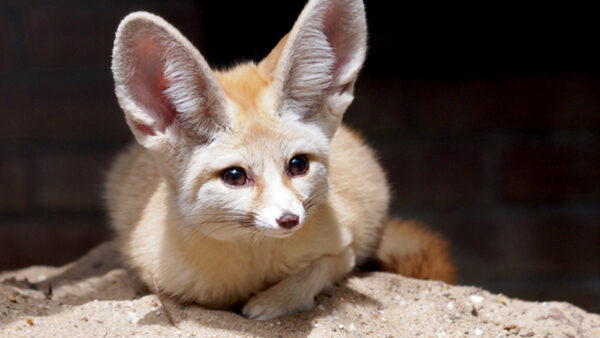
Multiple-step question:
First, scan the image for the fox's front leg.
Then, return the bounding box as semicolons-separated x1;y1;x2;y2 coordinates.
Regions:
242;247;355;320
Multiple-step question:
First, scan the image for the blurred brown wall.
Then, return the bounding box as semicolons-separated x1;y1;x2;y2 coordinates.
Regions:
1;1;599;312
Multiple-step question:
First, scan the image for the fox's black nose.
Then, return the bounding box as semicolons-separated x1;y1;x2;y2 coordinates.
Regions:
277;213;299;229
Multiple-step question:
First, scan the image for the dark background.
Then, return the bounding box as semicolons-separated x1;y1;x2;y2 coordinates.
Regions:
1;1;599;312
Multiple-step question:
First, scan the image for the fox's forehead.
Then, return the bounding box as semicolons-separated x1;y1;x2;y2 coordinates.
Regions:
214;63;276;127
207;116;325;171
211;62;330;166
229;120;293;166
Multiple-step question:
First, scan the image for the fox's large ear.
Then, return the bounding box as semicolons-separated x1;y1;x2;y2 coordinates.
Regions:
260;0;367;138
112;12;229;149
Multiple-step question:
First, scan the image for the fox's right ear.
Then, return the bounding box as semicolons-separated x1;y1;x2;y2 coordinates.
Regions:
111;12;230;150
259;0;367;139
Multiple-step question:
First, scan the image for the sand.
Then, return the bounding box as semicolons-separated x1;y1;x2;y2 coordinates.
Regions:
1;242;599;337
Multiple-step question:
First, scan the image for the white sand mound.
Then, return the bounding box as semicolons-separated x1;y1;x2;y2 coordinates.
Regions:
1;242;599;337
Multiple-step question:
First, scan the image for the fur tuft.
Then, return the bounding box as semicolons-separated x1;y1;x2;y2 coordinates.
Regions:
376;219;456;284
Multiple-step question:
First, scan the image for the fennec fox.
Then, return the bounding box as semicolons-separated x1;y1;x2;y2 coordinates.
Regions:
106;0;454;320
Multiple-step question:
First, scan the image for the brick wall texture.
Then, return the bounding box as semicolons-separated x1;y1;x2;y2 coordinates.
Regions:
1;1;599;312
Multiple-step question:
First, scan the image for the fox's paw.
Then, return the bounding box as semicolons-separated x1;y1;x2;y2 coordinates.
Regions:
242;288;315;320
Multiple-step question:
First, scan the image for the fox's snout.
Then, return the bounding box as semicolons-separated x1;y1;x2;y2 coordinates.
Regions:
277;213;299;229
256;176;306;233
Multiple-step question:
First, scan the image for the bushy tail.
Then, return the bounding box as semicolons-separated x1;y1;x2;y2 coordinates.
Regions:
375;219;456;284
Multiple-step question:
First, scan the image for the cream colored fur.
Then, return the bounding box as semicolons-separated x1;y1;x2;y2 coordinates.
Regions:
107;0;454;320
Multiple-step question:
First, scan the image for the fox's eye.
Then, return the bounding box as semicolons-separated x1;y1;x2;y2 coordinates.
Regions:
288;155;309;176
221;167;247;187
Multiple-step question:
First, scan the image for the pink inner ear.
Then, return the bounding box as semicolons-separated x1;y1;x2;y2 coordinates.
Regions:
322;1;358;90
129;35;177;134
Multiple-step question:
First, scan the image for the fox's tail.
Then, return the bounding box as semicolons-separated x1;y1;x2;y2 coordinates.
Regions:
375;219;456;284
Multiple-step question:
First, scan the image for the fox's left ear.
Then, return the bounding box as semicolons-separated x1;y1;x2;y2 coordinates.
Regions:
260;0;367;138
111;12;230;151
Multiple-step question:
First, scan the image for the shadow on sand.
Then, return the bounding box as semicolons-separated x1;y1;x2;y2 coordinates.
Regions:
1;241;381;336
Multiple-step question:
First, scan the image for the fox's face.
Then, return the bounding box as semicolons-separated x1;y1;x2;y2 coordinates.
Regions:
111;0;366;239
177;89;331;238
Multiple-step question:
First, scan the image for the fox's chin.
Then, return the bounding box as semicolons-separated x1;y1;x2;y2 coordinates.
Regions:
254;224;304;238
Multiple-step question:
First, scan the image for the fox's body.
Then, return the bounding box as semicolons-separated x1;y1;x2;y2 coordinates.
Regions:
107;124;387;309
107;0;454;320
